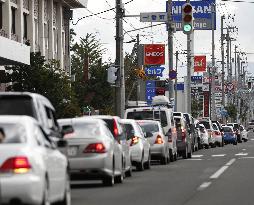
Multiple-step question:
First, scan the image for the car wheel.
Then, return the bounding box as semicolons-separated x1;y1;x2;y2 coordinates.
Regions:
115;159;124;183
56;174;71;205
125;166;132;177
182;147;188;159
144;152;151;169
136;153;144;171
103;162;115;186
170;152;174;162
41;178;50;205
187;146;192;158
160;155;167;165
174;153;177;161
233;141;237;145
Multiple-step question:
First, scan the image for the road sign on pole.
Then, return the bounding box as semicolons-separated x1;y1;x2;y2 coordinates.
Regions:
145;67;165;77
140;12;168;22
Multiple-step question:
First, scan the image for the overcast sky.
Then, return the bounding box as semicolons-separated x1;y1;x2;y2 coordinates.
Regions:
71;0;254;78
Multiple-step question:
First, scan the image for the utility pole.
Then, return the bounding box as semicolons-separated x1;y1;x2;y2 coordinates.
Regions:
221;16;225;109
115;0;125;117
167;0;174;100
211;3;216;120
136;34;141;103
175;51;179;111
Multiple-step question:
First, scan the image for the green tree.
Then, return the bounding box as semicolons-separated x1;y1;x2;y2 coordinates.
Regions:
71;33;114;114
5;52;81;118
191;98;203;118
225;103;237;121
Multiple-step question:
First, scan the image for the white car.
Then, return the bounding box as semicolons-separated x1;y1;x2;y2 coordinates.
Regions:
240;125;248;142
198;124;209;149
121;119;151;171
0;116;70;205
137;120;170;164
58;118;124;186
212;123;223;147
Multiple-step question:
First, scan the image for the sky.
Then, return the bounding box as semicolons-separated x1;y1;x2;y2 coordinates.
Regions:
71;0;254;79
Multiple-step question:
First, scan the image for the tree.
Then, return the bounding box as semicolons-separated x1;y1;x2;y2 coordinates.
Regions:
71;33;114;114
5;52;81;118
191;98;203;118
225;103;237;122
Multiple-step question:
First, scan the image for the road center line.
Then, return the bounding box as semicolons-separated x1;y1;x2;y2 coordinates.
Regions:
210;158;236;179
198;182;212;191
212;154;226;157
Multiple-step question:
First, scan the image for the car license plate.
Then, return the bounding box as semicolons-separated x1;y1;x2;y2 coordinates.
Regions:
68;146;78;156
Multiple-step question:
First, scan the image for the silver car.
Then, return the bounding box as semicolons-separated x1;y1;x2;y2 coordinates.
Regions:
137;120;170;165
121;119;151;171
58;118;124;186
0;116;70;205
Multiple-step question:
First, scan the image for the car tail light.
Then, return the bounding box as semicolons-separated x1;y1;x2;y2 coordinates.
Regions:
84;143;106;153
0;157;31;174
130;136;139;146
168;136;172;142
182;129;186;141
214;131;220;135
113;119;119;137
155;135;163;144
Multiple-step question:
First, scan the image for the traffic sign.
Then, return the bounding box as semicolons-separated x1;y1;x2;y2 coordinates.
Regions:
169;70;177;79
191;76;202;82
146;80;156;103
145;67;165;77
140;12;167;22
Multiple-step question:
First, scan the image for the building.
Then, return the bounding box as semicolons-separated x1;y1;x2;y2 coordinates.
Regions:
0;0;87;74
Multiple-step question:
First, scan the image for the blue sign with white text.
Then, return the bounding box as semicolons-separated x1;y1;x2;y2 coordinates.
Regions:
191;76;203;82
146;80;156;103
145;67;165;77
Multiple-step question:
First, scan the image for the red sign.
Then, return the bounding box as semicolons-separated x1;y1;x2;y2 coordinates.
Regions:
194;56;206;72
203;91;210;117
144;44;165;65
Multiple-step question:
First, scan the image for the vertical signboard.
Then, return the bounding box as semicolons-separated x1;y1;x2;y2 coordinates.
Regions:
144;44;165;65
146;80;156;104
194;56;206;72
203;91;210;117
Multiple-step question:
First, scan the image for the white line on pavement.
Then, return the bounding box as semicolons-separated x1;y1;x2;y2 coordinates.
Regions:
210;158;236;179
198;182;212;191
186;159;203;161
226;158;236;166
251;139;254;141
212;154;226;157
242;149;246;151
239;157;254;159
235;153;248;156
192;155;204;158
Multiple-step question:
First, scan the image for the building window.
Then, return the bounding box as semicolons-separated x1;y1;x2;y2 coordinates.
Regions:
23;13;28;39
11;7;16;34
0;2;2;29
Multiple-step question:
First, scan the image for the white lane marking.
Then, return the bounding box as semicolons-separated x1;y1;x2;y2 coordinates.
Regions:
226;158;236;166
186;159;203;161
212;154;226;157
235;152;248;156
198;182;212;191
242;149;246;151
210;158;236;179
251;139;254;141
192;155;204;158
239;157;254;159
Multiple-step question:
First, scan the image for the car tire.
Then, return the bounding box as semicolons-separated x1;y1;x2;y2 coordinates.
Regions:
187;147;192;158
233;141;237;145
41;178;50;205
56;174;71;205
125;167;132;177
103;162;115;186
174;153;177;161
137;153;145;171
144;153;151;170
115;159;124;184
182;147;188;159
160;155;167;165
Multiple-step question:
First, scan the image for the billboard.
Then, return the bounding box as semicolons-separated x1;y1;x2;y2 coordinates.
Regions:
144;44;165;65
194;56;206;72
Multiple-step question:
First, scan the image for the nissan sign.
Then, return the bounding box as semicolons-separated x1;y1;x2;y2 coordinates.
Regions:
144;44;165;65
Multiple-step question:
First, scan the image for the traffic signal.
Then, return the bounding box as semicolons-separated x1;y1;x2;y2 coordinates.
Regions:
182;3;193;34
107;66;118;84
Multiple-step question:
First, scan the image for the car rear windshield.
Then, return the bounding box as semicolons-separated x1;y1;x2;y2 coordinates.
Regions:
72;122;101;138
0;123;26;144
200;121;211;130
123;123;135;140
0;96;35;118
138;122;159;134
127;111;168;127
227;123;239;130
249;122;254;126
173;113;181;117
223;127;233;132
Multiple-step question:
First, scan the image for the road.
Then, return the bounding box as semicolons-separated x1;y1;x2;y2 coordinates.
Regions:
71;132;254;205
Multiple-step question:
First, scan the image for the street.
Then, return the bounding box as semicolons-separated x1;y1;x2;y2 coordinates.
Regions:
71;132;254;205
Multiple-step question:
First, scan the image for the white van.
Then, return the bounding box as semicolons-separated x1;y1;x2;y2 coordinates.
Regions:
124;96;177;161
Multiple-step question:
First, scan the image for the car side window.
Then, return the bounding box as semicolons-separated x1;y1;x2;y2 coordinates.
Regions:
35;126;52;148
45;107;58;130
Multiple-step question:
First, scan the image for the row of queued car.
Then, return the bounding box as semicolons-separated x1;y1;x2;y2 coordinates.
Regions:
0;92;251;205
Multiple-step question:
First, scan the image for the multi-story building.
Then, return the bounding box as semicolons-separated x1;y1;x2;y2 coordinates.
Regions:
0;0;87;74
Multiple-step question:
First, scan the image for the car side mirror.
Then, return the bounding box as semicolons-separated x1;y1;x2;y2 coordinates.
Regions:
57;139;68;148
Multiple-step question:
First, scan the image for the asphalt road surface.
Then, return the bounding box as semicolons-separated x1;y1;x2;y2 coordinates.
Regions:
71;132;254;205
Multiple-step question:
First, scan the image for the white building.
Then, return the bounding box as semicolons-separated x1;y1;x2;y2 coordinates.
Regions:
0;0;87;74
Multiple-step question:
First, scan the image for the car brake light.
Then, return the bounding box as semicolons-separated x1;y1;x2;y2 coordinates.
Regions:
214;131;220;135
130;136;139;146
0;157;31;174
113;119;119;137
155;135;163;144
182;129;186;141
84;143;106;153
